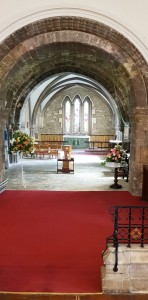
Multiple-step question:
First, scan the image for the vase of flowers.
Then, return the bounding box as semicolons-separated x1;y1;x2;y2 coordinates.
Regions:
105;144;126;167
9;130;34;155
8;130;35;187
105;144;126;189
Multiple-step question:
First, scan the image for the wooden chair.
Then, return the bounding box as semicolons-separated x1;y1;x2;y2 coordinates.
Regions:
39;144;50;158
34;144;40;158
50;149;58;159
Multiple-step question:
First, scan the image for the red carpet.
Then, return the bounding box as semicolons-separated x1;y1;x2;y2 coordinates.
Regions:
0;191;146;293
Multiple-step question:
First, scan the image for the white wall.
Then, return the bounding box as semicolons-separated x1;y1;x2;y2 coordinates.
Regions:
0;0;148;61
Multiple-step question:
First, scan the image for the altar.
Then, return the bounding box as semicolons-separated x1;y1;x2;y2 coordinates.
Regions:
63;135;89;149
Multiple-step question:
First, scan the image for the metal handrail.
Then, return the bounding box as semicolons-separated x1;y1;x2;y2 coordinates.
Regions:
102;206;148;272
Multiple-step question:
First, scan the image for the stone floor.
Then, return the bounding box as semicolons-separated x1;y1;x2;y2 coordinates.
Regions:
5;150;129;191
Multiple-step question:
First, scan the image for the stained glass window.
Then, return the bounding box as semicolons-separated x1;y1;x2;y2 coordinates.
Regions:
74;98;80;133
84;100;89;133
65;100;71;133
63;96;91;134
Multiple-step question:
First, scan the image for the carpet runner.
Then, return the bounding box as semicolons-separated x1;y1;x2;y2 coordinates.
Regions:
0;191;145;293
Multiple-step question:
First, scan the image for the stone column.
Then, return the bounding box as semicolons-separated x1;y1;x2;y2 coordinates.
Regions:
0;110;9;182
129;108;148;196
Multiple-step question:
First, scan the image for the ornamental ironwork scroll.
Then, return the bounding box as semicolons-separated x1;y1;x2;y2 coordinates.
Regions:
102;206;148;272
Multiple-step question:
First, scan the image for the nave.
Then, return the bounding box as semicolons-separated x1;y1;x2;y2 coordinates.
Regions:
5;150;129;191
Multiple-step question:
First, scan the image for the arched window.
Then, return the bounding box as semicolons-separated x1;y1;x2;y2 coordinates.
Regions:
63;95;91;134
65;100;71;133
83;100;89;133
74;98;81;133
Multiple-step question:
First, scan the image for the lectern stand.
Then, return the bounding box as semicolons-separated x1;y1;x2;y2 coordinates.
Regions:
57;145;74;173
57;158;74;173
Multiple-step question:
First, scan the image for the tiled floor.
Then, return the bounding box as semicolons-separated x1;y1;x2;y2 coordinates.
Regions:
5;151;129;191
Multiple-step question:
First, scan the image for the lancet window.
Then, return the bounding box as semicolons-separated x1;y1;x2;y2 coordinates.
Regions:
63;95;91;134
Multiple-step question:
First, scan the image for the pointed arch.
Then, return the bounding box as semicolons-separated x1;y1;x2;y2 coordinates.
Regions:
83;96;92;134
63;96;71;134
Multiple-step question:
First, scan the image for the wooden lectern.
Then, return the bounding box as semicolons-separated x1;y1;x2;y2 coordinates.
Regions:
57;145;73;173
61;145;72;159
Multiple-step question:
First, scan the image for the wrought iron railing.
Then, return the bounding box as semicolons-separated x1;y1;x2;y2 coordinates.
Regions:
102;206;148;272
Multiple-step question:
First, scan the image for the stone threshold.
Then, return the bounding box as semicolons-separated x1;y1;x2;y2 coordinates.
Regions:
0;292;148;300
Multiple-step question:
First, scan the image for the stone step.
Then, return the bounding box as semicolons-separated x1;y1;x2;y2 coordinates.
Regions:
0;293;148;300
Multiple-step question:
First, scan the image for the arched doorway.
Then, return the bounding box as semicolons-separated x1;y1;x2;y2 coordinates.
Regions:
0;16;148;195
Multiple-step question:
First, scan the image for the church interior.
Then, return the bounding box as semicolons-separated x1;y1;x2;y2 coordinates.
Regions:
0;12;147;196
0;1;148;299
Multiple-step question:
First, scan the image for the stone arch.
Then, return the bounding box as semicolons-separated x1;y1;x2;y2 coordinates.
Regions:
31;73;121;139
0;16;148;195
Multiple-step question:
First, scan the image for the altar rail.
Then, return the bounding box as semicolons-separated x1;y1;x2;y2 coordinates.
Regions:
38;134;64;142
102;206;148;272
36;134;66;148
88;135;115;149
37;134;115;149
90;135;115;142
39;134;114;141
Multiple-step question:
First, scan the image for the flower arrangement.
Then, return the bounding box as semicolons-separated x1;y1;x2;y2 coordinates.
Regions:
9;130;34;154
106;144;126;163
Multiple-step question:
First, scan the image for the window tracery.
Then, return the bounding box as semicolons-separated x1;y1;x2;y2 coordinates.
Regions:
63;95;91;134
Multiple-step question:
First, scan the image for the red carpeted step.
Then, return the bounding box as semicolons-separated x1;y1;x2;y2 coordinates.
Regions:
0;191;145;293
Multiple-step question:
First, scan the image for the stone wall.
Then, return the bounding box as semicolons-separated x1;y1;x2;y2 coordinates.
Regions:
42;86;115;135
129;108;148;195
102;245;148;294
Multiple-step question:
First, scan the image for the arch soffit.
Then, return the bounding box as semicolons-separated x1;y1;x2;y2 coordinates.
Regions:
4;51;130;125
2;38;142;124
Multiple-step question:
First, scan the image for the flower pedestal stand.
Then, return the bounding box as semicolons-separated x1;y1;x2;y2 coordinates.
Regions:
106;162;122;189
